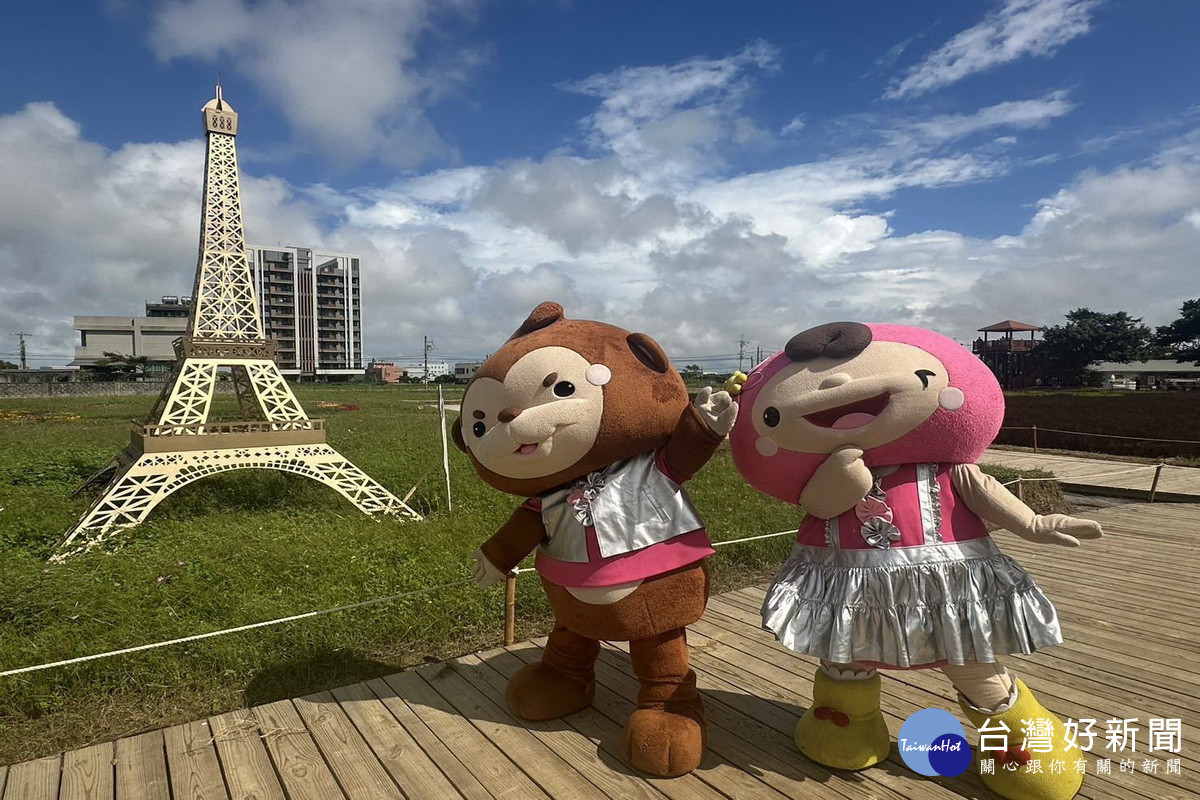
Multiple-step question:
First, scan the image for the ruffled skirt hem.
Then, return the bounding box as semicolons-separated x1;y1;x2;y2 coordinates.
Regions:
761;538;1062;667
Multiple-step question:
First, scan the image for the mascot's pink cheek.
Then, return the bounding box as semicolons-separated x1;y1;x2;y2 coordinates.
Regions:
756;436;779;457
939;387;965;410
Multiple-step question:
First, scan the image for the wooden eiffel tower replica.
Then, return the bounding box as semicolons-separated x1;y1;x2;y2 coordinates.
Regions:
55;85;421;562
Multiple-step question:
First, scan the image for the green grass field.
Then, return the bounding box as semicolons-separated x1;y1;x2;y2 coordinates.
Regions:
0;384;1065;763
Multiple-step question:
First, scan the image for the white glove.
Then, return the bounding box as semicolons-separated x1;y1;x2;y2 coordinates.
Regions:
694;386;738;437
471;548;507;587
1013;514;1104;547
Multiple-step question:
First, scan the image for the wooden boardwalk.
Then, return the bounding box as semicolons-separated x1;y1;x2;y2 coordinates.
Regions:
981;448;1200;501
3;501;1198;799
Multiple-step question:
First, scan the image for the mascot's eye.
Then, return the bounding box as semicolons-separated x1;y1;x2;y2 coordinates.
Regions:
763;406;781;427
553;381;576;397
472;421;486;438
916;369;936;389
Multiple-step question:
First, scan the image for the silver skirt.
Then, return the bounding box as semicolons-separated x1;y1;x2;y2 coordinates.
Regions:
761;537;1062;667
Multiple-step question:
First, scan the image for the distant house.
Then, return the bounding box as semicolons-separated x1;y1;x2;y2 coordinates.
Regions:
972;319;1043;389
453;361;485;383
1092;360;1200;390
366;360;409;384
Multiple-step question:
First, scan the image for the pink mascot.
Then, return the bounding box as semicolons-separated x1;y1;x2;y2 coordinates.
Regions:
728;322;1102;800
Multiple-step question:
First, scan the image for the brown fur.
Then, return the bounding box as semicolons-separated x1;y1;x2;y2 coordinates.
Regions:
460;302;718;777
454;302;690;497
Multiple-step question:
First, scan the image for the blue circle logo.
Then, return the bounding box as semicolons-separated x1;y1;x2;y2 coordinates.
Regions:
898;709;971;776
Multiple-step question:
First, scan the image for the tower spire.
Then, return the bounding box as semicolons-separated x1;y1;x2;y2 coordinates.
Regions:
189;84;259;343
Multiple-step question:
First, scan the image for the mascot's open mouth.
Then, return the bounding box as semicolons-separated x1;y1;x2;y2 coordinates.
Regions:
515;442;541;455
804;392;890;430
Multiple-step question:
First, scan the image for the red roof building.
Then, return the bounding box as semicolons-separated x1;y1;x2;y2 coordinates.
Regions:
973;320;1043;389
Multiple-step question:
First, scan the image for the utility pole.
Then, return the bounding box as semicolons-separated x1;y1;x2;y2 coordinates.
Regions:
736;335;750;373
424;335;434;385
13;331;30;370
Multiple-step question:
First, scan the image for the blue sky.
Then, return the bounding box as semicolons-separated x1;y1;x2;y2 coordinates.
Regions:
2;0;1199;366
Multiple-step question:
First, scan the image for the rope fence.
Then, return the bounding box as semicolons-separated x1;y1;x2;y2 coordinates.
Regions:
0;460;1167;678
998;424;1200;451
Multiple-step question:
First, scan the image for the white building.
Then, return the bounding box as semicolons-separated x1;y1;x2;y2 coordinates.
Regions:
248;245;363;379
386;359;450;380
453;361;485;382
72;296;191;375
1093;360;1200;390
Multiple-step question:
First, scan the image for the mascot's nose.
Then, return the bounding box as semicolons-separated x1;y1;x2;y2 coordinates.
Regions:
498;406;524;423
785;322;873;361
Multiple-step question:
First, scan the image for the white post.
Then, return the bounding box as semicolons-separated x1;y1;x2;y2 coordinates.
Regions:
438;384;453;512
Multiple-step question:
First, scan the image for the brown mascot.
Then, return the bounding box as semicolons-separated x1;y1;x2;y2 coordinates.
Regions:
453;301;737;777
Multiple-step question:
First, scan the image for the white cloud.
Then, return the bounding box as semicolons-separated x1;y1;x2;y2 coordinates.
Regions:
148;0;483;166
895;90;1075;144
6;41;1197;372
780;116;806;136
885;0;1100;99
564;41;779;185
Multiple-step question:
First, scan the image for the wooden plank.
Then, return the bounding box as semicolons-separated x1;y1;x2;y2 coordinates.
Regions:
251;699;346;800
292;692;401;800
60;741;114;800
419;659;607;800
2;755;61;800
668;627;1155;800
464;650;666;800
585;641;918;800
365;676;493;800
164;720;230;800
577;642;790;800
380;670;549;800
710;592;1200;719
330;681;463;799
0;766;6;798
718;588;1200;752
702;595;1195;799
208;710;286;800
114;730;169;800
501;645;724;800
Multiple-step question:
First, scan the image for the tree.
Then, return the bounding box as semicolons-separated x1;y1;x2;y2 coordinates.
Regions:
1039;309;1153;384
0;359;18;370
94;352;153;380
1156;299;1200;365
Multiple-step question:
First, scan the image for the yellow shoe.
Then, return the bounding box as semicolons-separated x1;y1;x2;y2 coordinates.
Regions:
795;669;891;771
958;677;1084;800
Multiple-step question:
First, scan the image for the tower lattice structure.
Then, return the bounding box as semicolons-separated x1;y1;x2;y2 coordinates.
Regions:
56;86;420;562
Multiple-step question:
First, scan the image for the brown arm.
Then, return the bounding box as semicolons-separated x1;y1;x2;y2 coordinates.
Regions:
479;505;546;573
660;403;725;482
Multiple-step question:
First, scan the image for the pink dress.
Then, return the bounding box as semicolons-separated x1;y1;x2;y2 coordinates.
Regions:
762;463;1062;668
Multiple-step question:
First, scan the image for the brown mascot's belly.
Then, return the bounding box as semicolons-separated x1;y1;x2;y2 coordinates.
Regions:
540;563;709;642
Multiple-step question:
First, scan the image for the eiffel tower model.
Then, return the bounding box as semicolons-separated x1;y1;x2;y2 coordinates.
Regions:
56;85;421;562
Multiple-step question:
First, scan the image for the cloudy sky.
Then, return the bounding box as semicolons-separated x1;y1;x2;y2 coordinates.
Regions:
2;0;1198;369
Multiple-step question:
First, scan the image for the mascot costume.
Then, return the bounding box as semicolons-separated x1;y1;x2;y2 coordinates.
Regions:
455;302;737;776
727;322;1102;800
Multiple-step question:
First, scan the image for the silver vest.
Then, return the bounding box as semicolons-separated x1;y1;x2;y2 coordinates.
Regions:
538;452;705;563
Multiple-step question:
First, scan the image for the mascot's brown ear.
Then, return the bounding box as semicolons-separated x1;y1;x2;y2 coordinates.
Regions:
627;332;670;374
451;416;468;453
510;301;565;340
